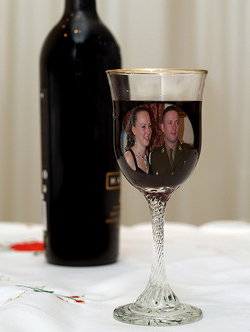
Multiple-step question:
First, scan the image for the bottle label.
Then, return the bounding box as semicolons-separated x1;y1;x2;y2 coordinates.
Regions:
41;89;50;231
105;204;120;225
42;199;48;231
106;172;120;190
105;172;120;225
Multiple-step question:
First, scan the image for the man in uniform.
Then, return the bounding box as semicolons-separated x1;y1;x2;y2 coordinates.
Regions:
151;105;192;176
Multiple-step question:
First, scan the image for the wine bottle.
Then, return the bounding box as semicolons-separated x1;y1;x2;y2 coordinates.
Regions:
40;0;121;266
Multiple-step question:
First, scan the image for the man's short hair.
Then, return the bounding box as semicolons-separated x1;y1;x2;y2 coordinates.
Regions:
162;105;179;122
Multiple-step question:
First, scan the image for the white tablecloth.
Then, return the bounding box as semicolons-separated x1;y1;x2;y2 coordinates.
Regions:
0;220;250;331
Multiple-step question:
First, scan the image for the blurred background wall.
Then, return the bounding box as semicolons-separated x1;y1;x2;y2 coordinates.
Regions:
0;0;250;225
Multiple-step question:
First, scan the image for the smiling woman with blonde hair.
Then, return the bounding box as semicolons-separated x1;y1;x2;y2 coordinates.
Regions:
124;107;153;175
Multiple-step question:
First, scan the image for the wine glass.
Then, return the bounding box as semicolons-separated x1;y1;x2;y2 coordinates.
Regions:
106;68;207;326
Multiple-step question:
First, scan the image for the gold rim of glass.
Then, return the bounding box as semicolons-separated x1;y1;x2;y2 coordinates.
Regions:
106;68;208;75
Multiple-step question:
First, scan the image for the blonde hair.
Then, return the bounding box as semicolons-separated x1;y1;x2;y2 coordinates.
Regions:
125;107;150;151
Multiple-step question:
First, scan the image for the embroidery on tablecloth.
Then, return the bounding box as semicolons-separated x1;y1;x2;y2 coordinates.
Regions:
0;276;85;308
0;289;28;309
16;285;85;304
0;241;44;254
9;241;44;252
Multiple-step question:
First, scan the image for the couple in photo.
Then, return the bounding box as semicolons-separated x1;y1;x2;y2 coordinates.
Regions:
124;105;192;176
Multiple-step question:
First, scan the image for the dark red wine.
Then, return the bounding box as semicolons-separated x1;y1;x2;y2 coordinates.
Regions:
113;101;201;192
40;0;121;266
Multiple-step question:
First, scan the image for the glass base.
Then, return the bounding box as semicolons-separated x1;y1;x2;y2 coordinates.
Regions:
113;302;202;326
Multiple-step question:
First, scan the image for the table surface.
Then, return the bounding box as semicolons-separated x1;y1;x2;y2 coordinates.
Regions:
0;220;250;331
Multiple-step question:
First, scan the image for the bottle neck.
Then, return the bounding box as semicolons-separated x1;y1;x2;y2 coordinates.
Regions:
64;0;97;15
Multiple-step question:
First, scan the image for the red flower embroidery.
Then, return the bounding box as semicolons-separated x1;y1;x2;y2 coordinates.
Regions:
9;241;44;252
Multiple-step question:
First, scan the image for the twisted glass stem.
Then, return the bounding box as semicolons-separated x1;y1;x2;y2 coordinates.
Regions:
135;190;179;309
